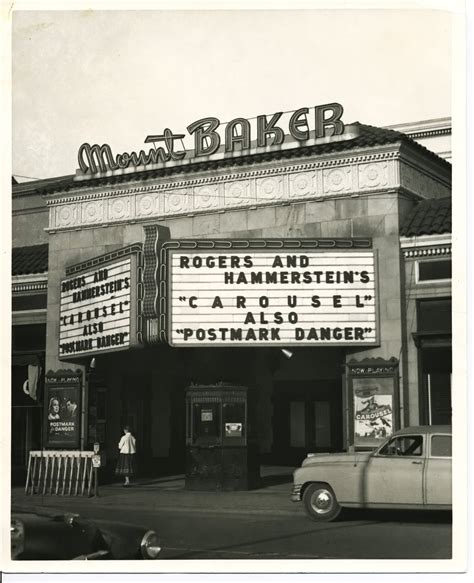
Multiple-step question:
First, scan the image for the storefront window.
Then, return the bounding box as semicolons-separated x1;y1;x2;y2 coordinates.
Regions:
416;299;452;426
417;259;451;282
417;298;451;332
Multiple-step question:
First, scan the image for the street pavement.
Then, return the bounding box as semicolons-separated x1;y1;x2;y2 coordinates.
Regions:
10;466;452;560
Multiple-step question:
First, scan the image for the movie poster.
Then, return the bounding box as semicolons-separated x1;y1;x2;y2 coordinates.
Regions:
44;372;81;448
353;377;393;448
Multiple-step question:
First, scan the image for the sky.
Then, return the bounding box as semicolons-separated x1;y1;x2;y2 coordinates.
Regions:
11;6;454;181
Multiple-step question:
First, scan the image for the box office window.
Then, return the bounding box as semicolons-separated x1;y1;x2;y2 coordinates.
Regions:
417;259;451;283
193;402;221;445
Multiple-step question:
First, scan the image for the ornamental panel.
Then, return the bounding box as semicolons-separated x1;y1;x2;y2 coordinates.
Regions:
224;180;253;207
164;189;192;216
288;171;317;199
358;162;389;190
323;167;352;194
193;184;220;211
136;192;161;218
108;196;132;221
81;200;104;225
56;204;79;228
255;176;285;203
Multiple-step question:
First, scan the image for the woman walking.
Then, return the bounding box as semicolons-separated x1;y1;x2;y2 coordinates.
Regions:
115;426;136;486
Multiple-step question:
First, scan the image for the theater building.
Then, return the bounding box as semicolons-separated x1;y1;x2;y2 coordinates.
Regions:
11;107;452;480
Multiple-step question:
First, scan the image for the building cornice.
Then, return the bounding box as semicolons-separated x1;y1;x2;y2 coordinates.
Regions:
406;128;451;140
12;274;48;294
400;234;451;248
401;234;452;258
385;117;451;135
41;142;452;233
45;148;402;207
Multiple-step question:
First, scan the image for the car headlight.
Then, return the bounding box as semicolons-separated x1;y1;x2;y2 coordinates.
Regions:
11;519;25;559
140;530;161;559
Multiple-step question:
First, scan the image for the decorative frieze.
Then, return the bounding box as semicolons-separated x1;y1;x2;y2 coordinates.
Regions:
12;280;48;294
403;245;451;258
44;149;448;232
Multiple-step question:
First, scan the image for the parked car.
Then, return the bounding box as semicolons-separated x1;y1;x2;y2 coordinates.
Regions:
292;425;452;521
11;509;162;560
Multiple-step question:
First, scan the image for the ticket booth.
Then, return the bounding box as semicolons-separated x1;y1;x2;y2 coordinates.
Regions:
185;384;260;491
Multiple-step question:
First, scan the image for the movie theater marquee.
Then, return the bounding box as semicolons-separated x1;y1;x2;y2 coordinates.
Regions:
166;240;379;347
59;252;141;358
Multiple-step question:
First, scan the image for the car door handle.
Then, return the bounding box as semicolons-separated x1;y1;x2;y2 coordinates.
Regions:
411;460;423;464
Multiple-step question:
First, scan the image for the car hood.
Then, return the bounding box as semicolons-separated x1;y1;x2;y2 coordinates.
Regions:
300;451;372;467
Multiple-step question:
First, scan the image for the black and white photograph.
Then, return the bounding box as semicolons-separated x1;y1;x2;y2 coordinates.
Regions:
1;0;471;578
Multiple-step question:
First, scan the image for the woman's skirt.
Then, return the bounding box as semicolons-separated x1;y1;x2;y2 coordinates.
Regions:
115;453;136;476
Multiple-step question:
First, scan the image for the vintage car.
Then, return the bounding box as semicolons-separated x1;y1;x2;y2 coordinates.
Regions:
292;425;452;521
11;509;162;560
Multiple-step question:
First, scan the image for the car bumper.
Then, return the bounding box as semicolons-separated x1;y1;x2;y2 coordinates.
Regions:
291;484;303;502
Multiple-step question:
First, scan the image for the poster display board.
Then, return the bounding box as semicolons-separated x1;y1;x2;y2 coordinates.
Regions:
44;370;82;449
346;357;400;449
353;377;393;441
159;239;378;347
346;358;399;449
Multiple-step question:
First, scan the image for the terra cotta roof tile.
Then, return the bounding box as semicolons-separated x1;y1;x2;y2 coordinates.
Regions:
12;244;49;275
400;197;451;236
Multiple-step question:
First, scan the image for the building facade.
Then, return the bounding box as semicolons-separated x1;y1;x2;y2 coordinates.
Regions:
12;111;452;480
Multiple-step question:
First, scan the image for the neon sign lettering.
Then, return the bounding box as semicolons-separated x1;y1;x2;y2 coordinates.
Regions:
77;103;344;176
78;128;186;174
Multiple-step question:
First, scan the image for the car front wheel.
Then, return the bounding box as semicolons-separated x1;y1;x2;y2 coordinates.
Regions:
303;483;341;522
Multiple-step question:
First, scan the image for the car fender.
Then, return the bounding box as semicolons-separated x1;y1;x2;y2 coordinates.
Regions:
91;519;156;559
295;459;369;504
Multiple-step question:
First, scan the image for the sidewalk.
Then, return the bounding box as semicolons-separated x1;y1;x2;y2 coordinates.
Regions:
11;466;299;517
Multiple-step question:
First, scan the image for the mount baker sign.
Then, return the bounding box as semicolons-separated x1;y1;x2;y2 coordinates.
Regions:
167;247;378;347
76;103;346;176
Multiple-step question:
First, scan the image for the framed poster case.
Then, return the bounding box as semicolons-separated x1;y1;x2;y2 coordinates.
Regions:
345;357;399;450
44;369;82;449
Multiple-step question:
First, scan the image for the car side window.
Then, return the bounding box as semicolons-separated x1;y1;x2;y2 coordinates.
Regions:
378;435;423;457
431;435;452;457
